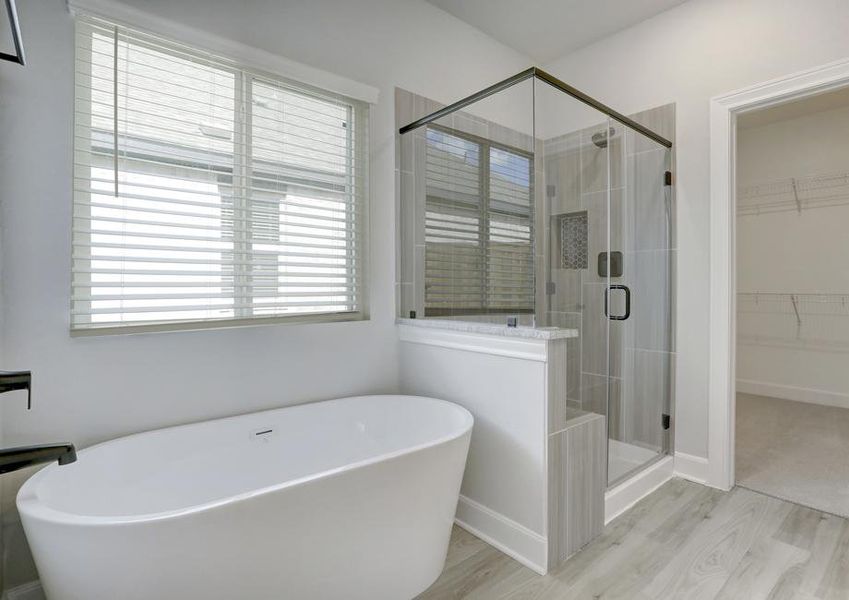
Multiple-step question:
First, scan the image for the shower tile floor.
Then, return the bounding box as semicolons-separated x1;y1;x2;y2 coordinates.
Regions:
736;392;849;518
608;439;660;483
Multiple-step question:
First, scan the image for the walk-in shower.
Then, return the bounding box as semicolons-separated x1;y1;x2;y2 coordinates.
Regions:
396;67;675;489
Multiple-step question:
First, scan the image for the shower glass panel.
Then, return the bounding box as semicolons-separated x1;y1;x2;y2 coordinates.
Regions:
535;81;613;477
605;125;674;485
397;78;535;323
397;69;673;488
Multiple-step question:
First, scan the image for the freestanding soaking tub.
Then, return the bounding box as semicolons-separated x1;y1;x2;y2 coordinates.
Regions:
17;395;473;600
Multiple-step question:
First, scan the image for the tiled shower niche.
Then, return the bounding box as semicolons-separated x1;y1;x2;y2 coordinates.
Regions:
556;211;588;270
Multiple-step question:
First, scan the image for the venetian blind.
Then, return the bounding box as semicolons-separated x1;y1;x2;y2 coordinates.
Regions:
72;16;368;332
423;127;533;316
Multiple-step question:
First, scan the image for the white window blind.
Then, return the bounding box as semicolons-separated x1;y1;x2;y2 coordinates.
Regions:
72;16;368;332
424;127;533;316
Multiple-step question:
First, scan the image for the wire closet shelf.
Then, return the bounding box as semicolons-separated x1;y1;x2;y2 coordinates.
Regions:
737;171;849;216
737;292;849;351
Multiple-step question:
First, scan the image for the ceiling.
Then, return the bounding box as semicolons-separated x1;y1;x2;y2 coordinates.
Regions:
738;86;849;130
426;0;688;63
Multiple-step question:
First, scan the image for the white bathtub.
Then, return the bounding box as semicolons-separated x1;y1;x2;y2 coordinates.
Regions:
17;395;473;600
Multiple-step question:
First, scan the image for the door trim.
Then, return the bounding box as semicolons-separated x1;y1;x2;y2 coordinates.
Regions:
708;56;849;491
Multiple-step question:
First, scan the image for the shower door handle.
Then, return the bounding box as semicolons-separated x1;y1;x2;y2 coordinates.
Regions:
604;285;631;321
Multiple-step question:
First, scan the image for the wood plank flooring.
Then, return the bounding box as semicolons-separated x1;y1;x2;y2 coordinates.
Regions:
417;479;849;599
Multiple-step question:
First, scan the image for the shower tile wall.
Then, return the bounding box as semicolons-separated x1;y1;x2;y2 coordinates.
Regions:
396;88;675;459
396;89;439;320
623;105;676;453
543;104;676;455
395;87;536;326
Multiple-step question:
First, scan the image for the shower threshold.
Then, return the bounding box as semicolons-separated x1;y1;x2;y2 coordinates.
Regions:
608;439;663;484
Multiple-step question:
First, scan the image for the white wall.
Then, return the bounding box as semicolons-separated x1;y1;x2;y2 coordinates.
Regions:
398;335;548;571
736;103;849;405
543;0;849;459
0;0;530;590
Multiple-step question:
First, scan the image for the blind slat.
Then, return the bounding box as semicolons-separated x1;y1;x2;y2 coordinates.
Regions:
76;281;363;289
73;290;355;301
75;267;357;277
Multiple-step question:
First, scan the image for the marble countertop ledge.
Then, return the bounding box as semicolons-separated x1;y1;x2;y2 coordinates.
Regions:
396;317;579;340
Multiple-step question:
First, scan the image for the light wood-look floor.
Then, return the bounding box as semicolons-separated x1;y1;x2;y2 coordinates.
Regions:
417;479;849;599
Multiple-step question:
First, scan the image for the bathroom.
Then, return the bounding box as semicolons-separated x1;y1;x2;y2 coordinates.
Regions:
2;1;849;599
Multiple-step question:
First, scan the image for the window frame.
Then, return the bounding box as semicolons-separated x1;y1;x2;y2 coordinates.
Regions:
71;17;369;336
423;123;534;317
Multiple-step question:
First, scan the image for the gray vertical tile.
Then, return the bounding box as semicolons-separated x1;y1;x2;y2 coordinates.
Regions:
547;146;582;215
394;87;415;128
628;249;674;352
547;413;606;569
395;88;410;173
582;188;623;285
399;128;414;174
490;120;534;153
607;376;623;443
626;148;672;252
580;123;622;194
548;339;570;433
550;269;582;313
627;103;676;155
414;244;426;317
394;169;402;285
546;312;582;404
565;336;581;404
580;126;609;195
581;283;620;378
534;252;546;321
399;282;415;318
399;170;415;285
581;283;607;376
453;112;488;139
409;92;444;126
580;373;604;416
412;134;427;247
626;349;674;451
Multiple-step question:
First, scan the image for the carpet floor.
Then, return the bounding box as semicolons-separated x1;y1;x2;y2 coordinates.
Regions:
736;392;849;517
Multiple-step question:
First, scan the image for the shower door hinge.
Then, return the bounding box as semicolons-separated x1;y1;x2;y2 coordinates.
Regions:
664;171;673;186
546;281;556;295
662;413;671;430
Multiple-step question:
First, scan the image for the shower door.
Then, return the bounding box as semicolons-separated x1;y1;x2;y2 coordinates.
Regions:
543;108;673;487
605;122;674;486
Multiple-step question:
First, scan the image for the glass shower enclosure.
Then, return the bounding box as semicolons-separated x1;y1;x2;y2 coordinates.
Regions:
397;68;675;487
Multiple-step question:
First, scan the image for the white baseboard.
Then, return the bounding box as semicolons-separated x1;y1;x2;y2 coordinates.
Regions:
454;494;547;575
1;581;43;600
604;455;673;524
674;452;710;485
737;379;849;410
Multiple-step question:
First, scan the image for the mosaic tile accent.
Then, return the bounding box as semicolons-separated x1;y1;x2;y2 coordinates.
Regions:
559;211;588;270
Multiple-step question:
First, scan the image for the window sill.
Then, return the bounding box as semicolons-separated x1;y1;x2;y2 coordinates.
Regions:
70;312;367;337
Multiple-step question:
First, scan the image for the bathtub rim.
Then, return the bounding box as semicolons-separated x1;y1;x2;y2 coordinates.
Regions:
17;394;473;527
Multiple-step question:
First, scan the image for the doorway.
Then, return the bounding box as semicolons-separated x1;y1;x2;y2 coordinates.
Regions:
708;57;849;493
733;88;849;515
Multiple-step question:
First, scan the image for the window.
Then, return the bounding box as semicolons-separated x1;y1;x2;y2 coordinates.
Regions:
72;17;368;332
424;127;533;316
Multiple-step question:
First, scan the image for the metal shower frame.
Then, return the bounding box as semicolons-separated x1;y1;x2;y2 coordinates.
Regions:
398;66;672;149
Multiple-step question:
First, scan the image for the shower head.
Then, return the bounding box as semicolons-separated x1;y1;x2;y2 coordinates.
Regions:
591;127;616;149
